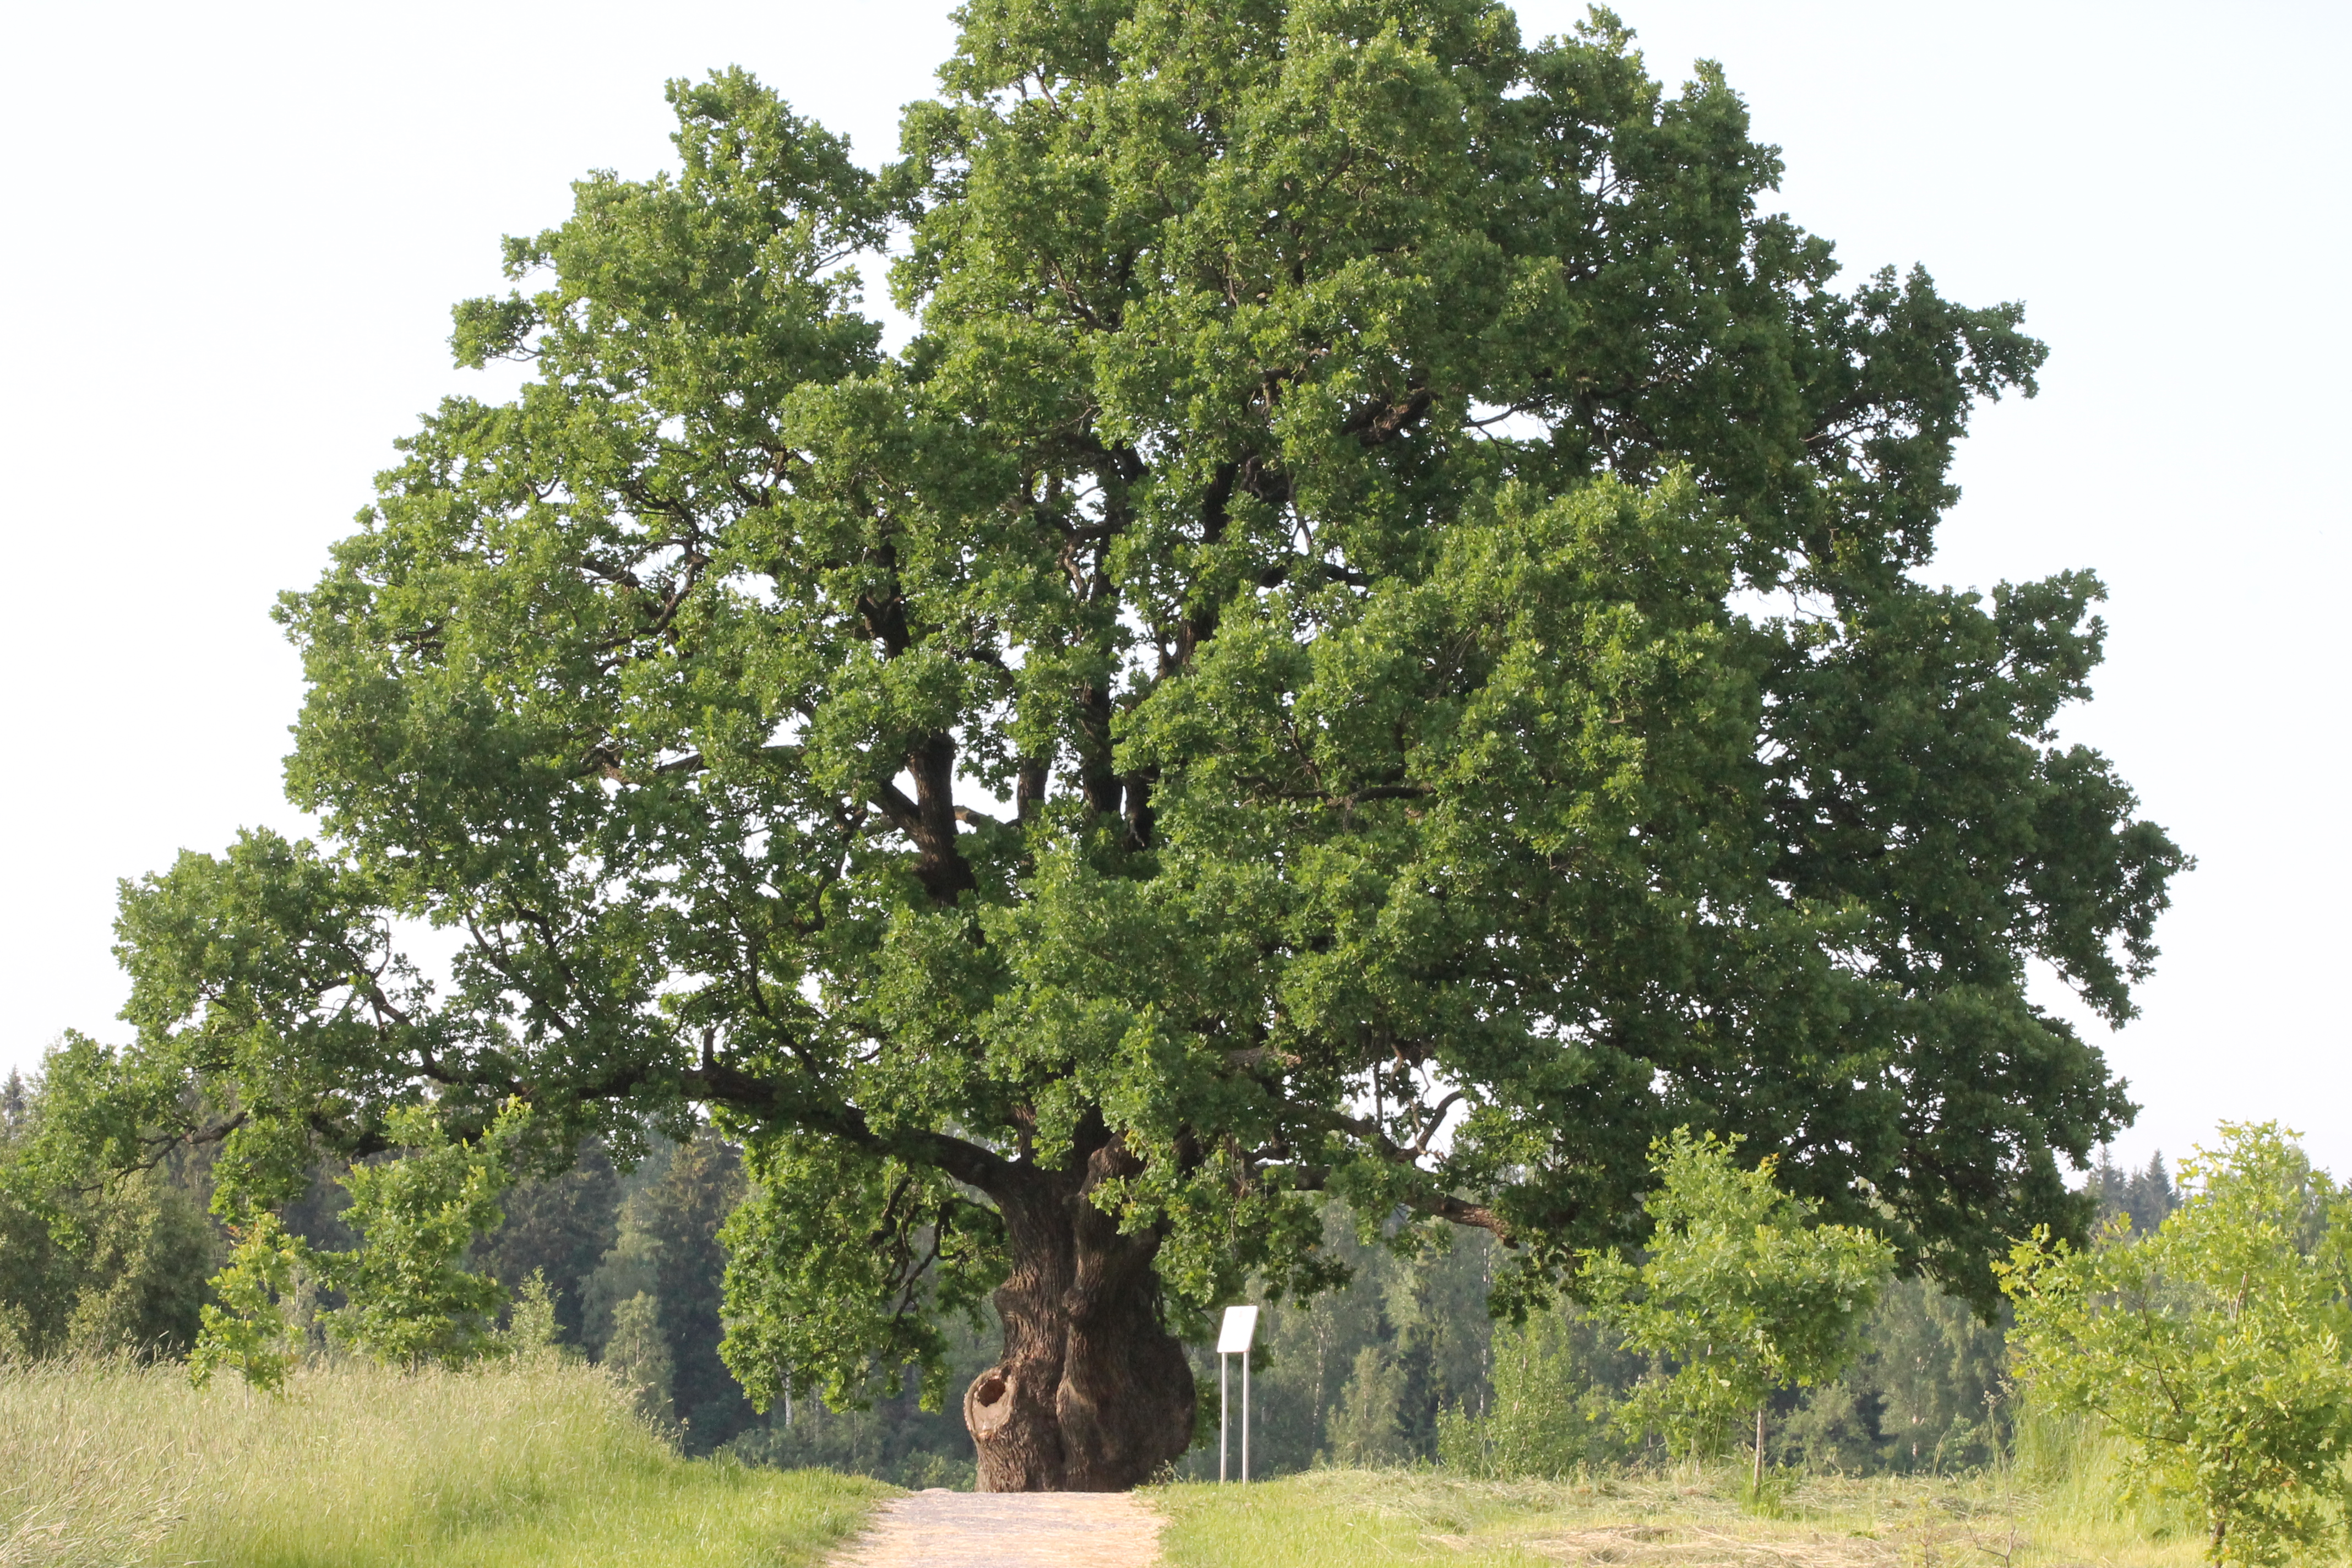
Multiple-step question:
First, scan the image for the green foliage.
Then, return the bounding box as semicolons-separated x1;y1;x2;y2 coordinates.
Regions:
722;1304;995;1489
2011;1397;2208;1555
56;1172;219;1360
324;1104;517;1368
2090;1146;2182;1235
475;1139;621;1349
474;1130;763;1453
1325;1343;1408;1467
570;1133;760;1451
53;0;2180;1420
192;1104;522;1383
0;1168;219;1364
720;1133;1000;1417
1436;1307;1632;1477
502;1268;569;1362
634;1136;754;1444
2001;1123;2352;1565
189;1212;309;1391
582;1176;663;1357
1175;1207;1497;1477
1775;1275;2009;1473
606;1292;678;1432
726;1401;979;1491
0;1069;221;1364
1582;1130;1896;1463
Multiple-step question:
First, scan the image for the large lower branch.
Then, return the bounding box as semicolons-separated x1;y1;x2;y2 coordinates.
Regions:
1291;1104;1512;1241
680;1059;1014;1193
1408;1190;1509;1236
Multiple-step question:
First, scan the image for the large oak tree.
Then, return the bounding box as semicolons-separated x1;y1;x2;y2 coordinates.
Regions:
60;0;2182;1489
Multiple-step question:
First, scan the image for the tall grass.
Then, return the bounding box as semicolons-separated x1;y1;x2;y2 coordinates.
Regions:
0;1359;189;1568
0;1355;888;1568
2009;1398;2204;1559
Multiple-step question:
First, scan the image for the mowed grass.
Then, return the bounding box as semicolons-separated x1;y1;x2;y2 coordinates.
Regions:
0;1355;890;1568
1152;1458;2213;1567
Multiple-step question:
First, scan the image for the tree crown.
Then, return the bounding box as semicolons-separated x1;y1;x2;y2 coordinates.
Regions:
47;0;2181;1403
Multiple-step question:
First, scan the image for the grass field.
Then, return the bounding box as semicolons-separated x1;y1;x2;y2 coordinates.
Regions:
0;1355;890;1568
1153;1453;2211;1568
2;1354;2226;1568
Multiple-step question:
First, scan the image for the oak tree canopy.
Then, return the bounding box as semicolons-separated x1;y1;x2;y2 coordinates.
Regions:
58;0;2183;1489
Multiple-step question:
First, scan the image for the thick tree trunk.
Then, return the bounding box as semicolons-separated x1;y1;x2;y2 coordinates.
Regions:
962;1141;1196;1491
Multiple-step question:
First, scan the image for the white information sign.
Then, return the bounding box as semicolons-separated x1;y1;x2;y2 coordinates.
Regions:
1217;1304;1260;1484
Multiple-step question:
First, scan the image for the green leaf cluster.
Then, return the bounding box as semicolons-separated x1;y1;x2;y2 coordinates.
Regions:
191;1104;524;1386
188;1211;309;1391
1582;1129;1894;1462
2002;1124;2352;1565
718;1134;1004;1413
1436;1304;1633;1477
0;1069;218;1364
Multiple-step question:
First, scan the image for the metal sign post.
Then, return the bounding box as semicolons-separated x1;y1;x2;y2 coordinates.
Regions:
1216;1304;1259;1484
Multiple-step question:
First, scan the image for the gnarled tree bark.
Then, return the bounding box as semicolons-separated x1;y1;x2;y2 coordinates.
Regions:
962;1136;1196;1490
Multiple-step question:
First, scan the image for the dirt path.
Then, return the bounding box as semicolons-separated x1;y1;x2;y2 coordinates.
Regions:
830;1489;1166;1568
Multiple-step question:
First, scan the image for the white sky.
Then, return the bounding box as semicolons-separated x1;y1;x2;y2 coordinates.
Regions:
3;1;2343;1177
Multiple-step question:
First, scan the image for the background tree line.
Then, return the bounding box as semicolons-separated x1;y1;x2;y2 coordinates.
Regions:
1;1061;2182;1489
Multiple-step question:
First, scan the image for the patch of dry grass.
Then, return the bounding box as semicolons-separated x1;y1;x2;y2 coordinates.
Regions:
1152;1463;2211;1567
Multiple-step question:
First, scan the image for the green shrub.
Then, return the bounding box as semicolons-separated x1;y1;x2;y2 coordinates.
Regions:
1437;1309;1630;1478
1582;1130;1895;1479
1;1071;220;1364
2002;1122;2352;1565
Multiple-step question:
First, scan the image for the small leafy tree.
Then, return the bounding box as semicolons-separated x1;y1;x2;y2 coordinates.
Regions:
1437;1306;1631;1477
1583;1129;1896;1487
323;1106;516;1368
189;1211;311;1391
192;1103;522;1383
501;1268;569;1363
2001;1123;2352;1566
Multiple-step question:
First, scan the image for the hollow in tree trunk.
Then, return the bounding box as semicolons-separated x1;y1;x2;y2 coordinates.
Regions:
961;1142;1196;1491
